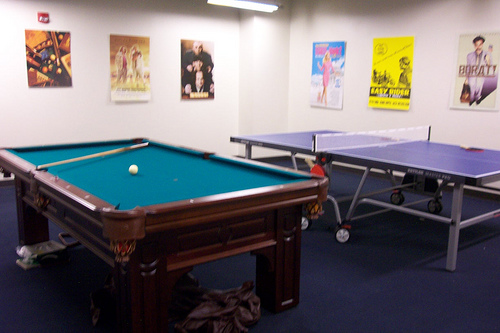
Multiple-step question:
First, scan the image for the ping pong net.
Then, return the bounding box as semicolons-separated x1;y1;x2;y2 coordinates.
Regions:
312;126;431;152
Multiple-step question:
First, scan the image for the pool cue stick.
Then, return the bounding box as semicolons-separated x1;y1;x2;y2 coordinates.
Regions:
36;142;149;170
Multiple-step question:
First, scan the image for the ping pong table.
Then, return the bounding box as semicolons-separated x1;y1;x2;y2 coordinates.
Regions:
231;128;500;271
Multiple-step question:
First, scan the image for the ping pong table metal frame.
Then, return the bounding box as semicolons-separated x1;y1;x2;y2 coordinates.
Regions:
231;131;500;272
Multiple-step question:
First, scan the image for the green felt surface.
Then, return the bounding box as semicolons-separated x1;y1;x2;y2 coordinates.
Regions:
9;140;309;210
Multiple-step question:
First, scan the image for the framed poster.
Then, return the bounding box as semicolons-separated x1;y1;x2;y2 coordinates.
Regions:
450;33;499;111
310;41;346;109
25;30;72;87
368;36;414;110
110;34;150;102
181;40;215;99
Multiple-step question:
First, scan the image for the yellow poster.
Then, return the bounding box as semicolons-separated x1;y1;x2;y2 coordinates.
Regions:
369;36;414;110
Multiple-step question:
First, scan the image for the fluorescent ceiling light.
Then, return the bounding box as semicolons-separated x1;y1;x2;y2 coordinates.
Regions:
207;0;279;13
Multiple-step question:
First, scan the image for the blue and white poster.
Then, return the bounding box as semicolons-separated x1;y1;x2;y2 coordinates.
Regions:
310;41;346;109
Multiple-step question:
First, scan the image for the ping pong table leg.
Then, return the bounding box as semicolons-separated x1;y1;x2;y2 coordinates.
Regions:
290;153;298;170
244;144;252;159
446;183;464;272
324;162;333;178
344;167;371;221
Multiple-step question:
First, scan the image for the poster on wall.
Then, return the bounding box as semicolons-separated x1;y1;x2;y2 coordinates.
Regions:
310;41;346;109
25;30;72;87
450;32;500;111
368;36;414;110
110;34;150;102
181;40;215;99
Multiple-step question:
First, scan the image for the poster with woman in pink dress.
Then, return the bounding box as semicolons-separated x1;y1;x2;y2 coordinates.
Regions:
310;41;346;109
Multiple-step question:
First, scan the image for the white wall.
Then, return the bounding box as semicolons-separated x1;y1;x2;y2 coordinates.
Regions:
1;0;500;159
0;0;242;155
287;0;500;150
237;3;291;157
238;3;291;135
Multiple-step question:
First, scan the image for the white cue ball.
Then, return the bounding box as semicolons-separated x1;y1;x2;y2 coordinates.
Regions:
129;164;138;175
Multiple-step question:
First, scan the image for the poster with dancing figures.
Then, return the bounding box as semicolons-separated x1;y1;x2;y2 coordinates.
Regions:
310;41;345;109
451;32;499;111
110;34;150;102
368;36;414;110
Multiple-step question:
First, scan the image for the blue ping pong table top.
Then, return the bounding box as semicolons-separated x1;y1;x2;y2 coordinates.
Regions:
231;130;500;186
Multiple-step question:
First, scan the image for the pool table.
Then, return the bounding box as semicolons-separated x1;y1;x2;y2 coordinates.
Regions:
0;139;328;333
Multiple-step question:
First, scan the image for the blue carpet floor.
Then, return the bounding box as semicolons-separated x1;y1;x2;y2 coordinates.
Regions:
1;158;499;332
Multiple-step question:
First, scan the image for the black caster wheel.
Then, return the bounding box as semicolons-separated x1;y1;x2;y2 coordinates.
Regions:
390;191;405;205
301;216;312;230
427;199;443;214
335;227;350;243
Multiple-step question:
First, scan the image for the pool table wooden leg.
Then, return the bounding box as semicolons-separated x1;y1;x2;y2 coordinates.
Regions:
15;177;49;246
111;205;304;332
113;244;192;333
254;205;302;312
